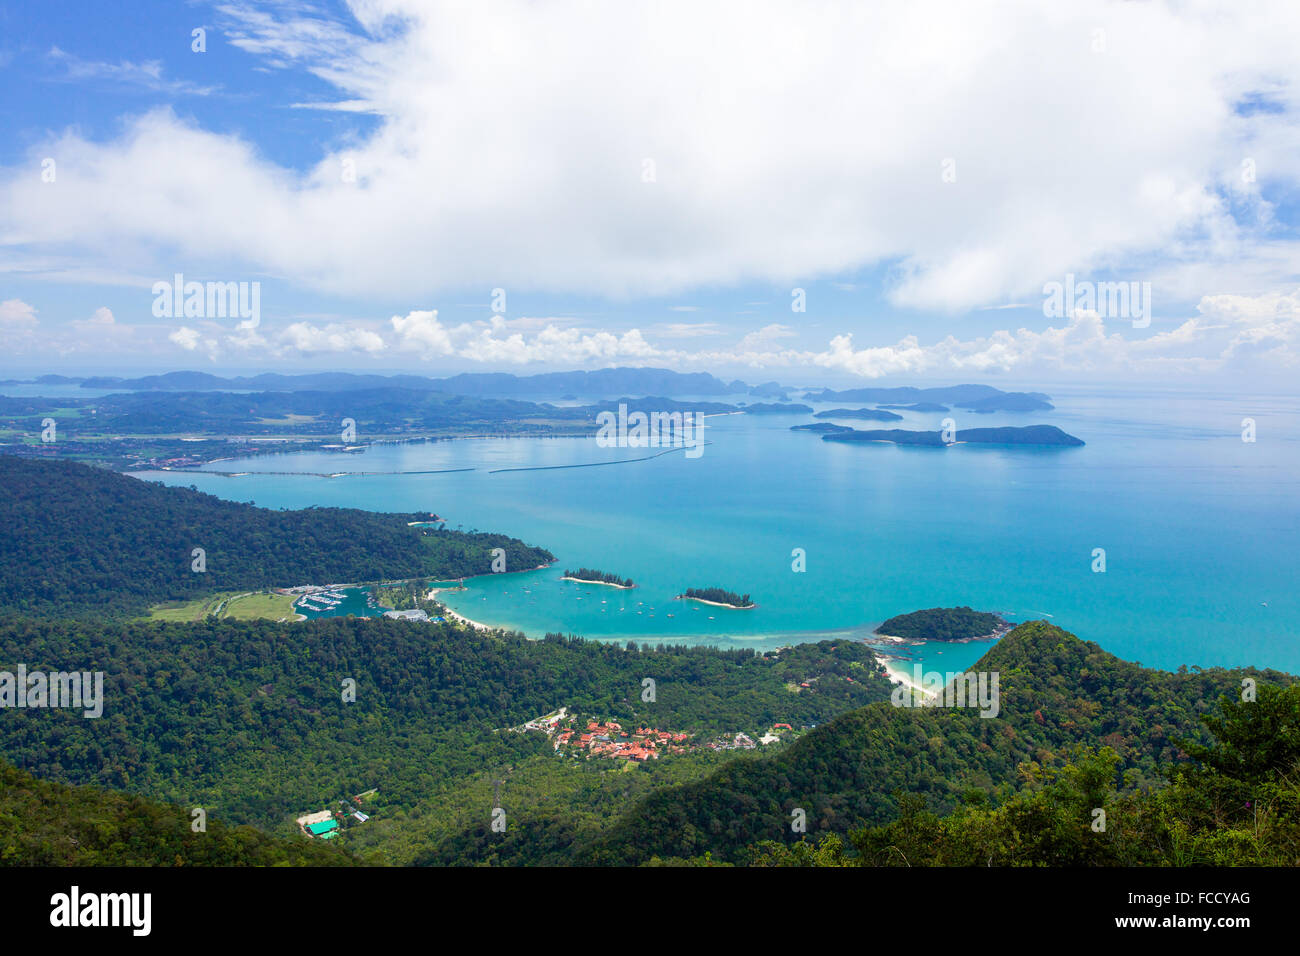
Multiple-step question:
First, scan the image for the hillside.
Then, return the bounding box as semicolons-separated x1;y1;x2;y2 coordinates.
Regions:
583;622;1295;864
0;457;552;617
751;681;1300;867
0;759;355;867
0;615;890;860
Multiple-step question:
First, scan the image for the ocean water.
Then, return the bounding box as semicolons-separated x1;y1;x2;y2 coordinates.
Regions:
135;385;1300;675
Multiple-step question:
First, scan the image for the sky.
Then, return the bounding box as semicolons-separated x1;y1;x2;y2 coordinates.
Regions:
1;0;1299;386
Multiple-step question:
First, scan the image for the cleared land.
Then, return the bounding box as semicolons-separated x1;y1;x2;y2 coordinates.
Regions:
148;590;300;623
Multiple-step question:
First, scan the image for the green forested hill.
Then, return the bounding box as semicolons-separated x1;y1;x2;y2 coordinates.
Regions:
0;457;551;617
0;615;889;858
750;682;1300;867
584;622;1295;864
0;759;355;867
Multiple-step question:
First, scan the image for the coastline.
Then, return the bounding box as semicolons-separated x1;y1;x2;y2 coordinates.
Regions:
423;562;553;631
879;656;939;700
438;604;497;633
872;623;1012;646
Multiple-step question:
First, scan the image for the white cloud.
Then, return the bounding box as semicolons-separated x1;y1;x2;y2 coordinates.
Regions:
169;326;202;351
736;324;797;351
4;0;1299;312
391;309;456;356
0;299;38;324
141;286;1300;380
277;321;386;355
46;47;218;95
655;322;725;338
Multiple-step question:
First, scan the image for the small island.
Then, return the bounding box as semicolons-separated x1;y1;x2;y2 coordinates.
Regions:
744;403;814;414
813;407;904;422
956;392;1054;413
562;567;635;589
677;586;755;609
790;422;854;433
875;606;1010;642
877;402;949;412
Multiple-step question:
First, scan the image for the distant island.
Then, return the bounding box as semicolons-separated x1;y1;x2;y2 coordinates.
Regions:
956;393;1054;413
744;403;813;414
821;425;1084;447
813;408;904;422
562;568;635;589
877;402;949;412
677;587;755;609
875;606;1009;642
806;384;1046;406
748;381;794;399
790;422;853;433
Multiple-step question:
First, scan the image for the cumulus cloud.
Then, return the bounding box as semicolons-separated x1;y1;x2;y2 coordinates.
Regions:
278;321;386;355
0;299;38;324
3;0;1300;311
169;326;202;351
142;285;1300;379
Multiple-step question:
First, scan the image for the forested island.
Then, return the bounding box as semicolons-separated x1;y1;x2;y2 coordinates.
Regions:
821;425;1084;447
874;606;1009;642
562;568;635;588
678;587;755;609
743;403;813;414
813;407;904;421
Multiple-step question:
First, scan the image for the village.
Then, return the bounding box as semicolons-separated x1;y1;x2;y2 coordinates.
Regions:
508;707;801;762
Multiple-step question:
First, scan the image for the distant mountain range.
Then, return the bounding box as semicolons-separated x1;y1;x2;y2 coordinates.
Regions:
2;369;1052;409
9;367;739;398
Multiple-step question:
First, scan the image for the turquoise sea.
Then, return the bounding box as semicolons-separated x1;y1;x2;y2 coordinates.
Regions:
135;384;1300;675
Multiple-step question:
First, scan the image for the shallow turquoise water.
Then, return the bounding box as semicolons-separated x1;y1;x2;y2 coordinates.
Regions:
136;385;1300;674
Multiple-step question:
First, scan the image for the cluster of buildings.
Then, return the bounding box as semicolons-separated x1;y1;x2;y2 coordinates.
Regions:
554;720;693;761
296;789;375;839
511;708;802;763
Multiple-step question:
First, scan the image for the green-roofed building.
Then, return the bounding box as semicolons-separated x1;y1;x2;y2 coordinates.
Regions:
306;819;339;837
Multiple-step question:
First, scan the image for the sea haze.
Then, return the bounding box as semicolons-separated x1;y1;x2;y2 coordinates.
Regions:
136;385;1300;674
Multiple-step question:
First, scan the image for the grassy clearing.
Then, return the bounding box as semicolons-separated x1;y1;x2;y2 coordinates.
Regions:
223;591;300;621
147;593;232;622
147;590;300;622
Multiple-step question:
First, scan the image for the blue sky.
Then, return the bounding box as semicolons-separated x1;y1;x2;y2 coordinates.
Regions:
2;0;1300;385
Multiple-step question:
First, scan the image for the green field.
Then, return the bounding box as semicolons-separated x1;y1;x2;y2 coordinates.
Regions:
147;590;301;623
223;591;300;621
